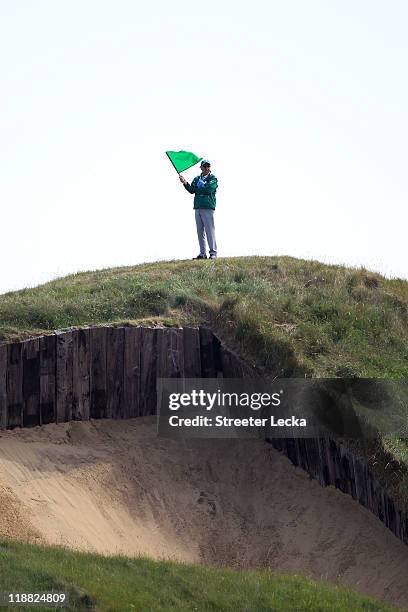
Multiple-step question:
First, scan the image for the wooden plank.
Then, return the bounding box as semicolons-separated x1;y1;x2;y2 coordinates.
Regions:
220;347;235;378
173;328;185;377
0;344;7;429
107;327;125;419
213;334;223;377
139;328;157;416
40;335;56;425
90;327;107;419
157;328;185;379
156;329;167;379
324;438;337;486
309;439;321;484
199;327;217;378
183;327;201;378
156;328;185;422
23;338;40;427
73;328;91;421
199;328;223;378
56;331;73;423
7;342;23;428
124;327;141;418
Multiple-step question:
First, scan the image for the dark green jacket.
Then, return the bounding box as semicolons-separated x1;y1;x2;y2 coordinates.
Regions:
183;173;218;210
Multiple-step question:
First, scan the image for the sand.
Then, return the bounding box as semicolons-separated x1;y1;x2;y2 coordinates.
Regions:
0;417;407;608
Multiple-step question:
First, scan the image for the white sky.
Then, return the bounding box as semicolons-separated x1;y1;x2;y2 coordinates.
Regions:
1;0;407;294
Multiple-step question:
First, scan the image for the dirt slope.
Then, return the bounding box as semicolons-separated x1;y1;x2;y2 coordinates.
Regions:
0;417;407;609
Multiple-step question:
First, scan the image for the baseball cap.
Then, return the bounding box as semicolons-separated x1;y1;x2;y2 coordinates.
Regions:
200;159;211;166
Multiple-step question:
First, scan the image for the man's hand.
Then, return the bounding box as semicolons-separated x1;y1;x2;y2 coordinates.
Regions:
179;174;187;185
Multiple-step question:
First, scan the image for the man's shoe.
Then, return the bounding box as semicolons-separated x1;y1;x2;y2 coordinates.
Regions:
193;254;207;260
209;254;217;260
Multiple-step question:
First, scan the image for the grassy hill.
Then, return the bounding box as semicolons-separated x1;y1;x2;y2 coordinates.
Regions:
1;256;407;378
0;540;397;611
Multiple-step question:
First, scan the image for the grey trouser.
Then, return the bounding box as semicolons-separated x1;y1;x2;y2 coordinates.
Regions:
195;209;217;257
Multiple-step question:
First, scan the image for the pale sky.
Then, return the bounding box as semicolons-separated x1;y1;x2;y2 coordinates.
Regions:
1;0;407;294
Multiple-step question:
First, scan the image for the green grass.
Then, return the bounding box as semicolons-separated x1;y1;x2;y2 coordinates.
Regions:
1;256;407;378
0;540;396;611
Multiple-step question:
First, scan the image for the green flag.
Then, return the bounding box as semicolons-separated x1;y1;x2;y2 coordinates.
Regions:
166;150;202;173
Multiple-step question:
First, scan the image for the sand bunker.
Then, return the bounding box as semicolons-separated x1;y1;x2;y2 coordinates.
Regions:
0;417;407;608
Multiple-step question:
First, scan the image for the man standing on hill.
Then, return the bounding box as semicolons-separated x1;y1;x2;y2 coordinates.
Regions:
179;160;218;260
